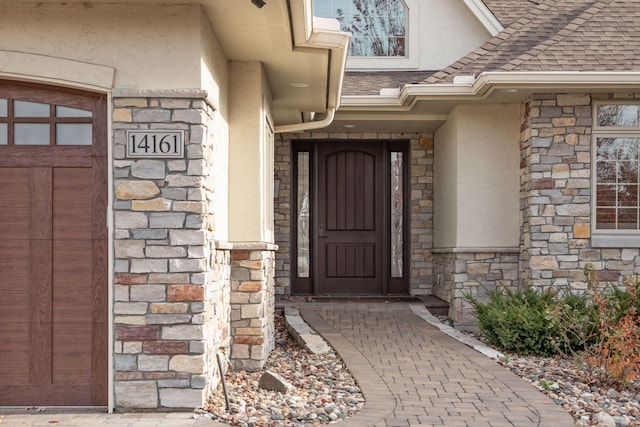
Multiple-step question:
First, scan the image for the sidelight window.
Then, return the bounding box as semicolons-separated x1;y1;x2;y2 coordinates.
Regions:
297;152;311;278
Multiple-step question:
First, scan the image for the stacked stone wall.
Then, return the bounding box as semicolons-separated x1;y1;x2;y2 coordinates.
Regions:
273;132;434;295
112;90;230;409
520;93;640;291
433;251;519;327
229;245;276;371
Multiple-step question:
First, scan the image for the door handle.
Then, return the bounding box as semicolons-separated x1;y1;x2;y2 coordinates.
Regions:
319;224;327;238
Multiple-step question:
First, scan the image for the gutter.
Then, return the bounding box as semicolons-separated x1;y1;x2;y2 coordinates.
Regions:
275;2;350;133
339;71;640;109
274;107;336;133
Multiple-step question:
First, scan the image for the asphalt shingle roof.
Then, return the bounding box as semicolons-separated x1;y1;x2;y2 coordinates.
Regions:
425;0;640;84
481;0;540;27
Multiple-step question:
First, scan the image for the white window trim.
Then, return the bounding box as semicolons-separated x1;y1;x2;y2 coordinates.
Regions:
591;100;640;248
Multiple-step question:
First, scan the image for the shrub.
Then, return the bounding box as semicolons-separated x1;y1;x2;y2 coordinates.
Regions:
466;286;559;356
580;265;640;388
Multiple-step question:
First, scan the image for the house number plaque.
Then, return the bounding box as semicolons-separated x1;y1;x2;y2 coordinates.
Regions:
126;130;184;158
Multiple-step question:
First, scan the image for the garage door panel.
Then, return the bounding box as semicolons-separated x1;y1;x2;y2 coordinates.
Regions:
53;322;92;382
0;322;29;381
53;239;93;321
0;385;92;406
53;167;92;240
0;168;30;239
0;240;30;320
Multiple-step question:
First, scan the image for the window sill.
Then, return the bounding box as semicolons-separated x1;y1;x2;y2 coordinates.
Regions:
591;233;640;248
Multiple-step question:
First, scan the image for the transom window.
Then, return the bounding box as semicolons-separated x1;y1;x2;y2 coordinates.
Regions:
314;0;406;57
593;104;640;234
0;97;93;146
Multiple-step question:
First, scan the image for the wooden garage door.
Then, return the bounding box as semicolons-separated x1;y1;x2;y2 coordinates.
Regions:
0;82;107;406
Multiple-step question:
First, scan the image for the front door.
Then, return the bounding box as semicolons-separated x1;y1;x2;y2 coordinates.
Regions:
292;141;409;295
0;82;108;406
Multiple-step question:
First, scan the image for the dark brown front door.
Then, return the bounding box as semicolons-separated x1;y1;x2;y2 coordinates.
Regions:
292;140;409;295
0;82;107;406
316;143;385;293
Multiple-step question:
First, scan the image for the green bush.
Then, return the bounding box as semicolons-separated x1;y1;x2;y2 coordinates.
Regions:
550;291;599;354
466;286;559;356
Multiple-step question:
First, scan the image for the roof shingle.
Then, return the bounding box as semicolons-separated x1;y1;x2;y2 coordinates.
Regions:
425;0;640;84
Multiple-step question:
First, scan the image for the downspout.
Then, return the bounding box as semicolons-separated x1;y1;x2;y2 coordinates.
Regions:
274;107;336;133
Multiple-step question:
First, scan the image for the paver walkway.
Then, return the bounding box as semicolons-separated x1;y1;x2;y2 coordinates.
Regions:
298;301;574;427
0;301;575;427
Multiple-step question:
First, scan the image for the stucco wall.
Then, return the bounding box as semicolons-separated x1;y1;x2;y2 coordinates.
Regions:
433;113;459;248
434;104;520;249
0;3;204;89
228;62;274;243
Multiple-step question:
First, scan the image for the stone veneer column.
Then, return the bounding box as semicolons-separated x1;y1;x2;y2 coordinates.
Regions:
519;93;640;290
112;90;231;409
229;244;276;371
273;132;434;295
519;94;593;289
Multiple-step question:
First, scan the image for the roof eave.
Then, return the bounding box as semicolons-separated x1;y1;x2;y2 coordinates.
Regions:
340;71;640;110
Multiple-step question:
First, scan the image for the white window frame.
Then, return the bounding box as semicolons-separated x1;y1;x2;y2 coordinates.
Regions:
330;0;420;70
591;100;640;248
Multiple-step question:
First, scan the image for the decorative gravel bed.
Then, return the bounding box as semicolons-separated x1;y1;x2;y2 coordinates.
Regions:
204;315;364;426
501;355;640;427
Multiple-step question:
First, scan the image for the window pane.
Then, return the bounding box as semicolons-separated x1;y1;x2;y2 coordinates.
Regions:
14;123;49;145
14;100;49;117
597;185;616;207
618;185;638;207
314;0;406;57
57;123;92;145
0;123;6;144
597;105;640;127
391;152;403;278
597;161;616;183
618;208;638;229
0;99;7;117
297;152;311;278
596;208;616;229
56;106;92;118
619;161;639;183
595;137;640;230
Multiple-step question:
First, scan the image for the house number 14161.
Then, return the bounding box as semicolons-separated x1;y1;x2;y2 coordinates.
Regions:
126;130;184;158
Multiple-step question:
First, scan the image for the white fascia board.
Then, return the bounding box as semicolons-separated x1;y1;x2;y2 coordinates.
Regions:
461;0;504;37
340;71;640;109
474;71;640;88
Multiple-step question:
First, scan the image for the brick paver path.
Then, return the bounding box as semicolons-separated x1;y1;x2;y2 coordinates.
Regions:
300;302;574;427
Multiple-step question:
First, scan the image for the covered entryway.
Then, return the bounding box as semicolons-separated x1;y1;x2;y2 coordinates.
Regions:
0;81;108;406
292;141;409;295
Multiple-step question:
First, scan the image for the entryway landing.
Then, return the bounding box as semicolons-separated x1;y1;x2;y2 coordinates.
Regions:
277;294;450;316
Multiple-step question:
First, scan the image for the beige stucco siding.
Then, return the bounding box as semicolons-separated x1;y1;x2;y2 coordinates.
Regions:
434;114;459;248
434;104;520;249
0;3;204;89
228;62;274;243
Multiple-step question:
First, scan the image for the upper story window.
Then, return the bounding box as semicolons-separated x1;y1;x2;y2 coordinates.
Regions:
592;103;640;246
314;0;407;57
